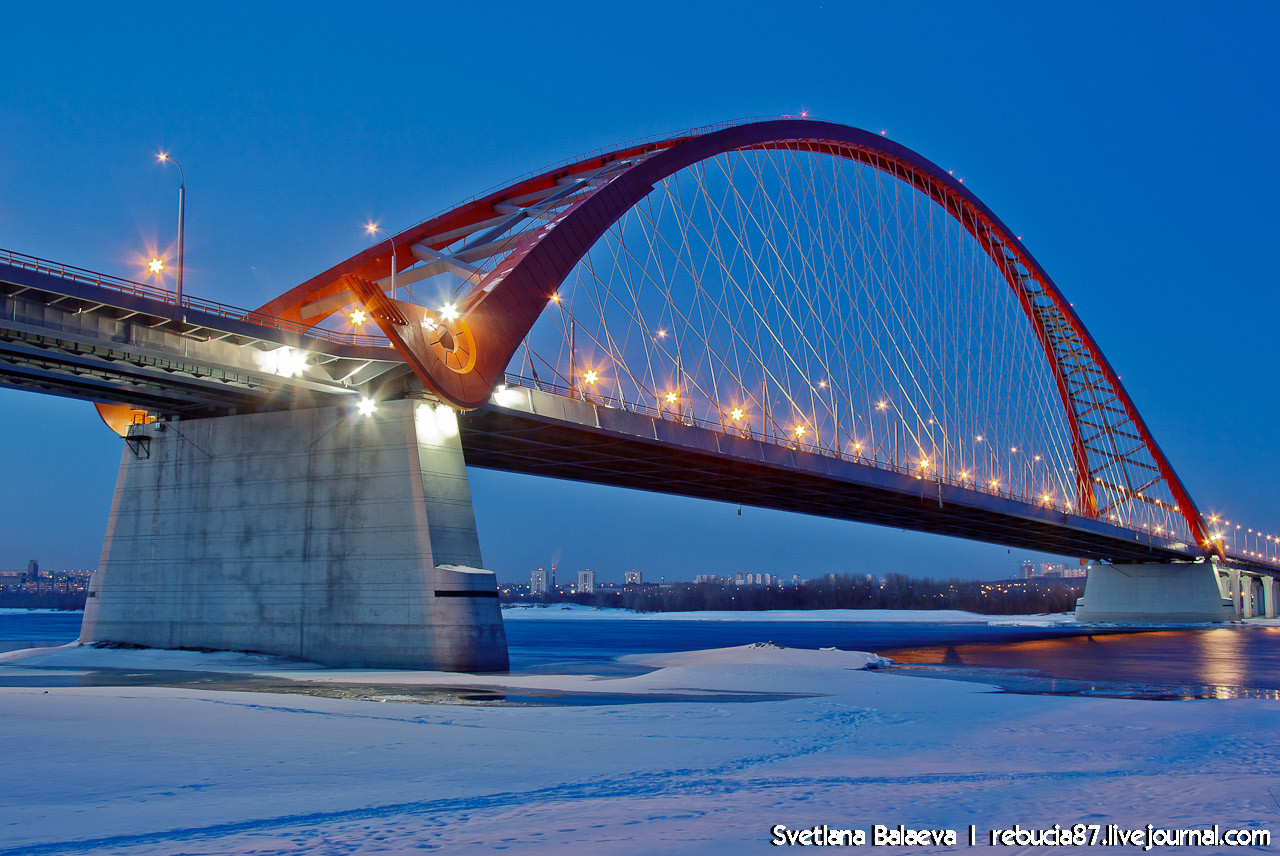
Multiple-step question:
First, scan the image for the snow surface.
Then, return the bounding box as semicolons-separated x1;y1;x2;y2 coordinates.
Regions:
1;642;1277;854
0;607;77;615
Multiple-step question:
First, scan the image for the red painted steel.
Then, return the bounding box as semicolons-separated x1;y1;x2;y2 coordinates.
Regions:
260;119;1211;551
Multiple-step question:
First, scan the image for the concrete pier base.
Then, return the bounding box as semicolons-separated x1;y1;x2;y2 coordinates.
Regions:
1074;562;1236;623
81;399;508;671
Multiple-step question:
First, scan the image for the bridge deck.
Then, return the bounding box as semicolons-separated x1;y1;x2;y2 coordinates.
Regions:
459;385;1195;565
0;258;404;416
4;255;1272;574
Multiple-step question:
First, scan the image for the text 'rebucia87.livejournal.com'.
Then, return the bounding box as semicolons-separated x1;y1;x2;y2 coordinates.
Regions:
769;823;1272;848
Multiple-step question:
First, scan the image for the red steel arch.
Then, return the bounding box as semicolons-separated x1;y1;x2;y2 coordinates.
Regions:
260;119;1212;550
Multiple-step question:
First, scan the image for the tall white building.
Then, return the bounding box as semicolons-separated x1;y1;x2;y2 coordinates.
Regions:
531;568;549;596
577;569;595;593
624;570;642;585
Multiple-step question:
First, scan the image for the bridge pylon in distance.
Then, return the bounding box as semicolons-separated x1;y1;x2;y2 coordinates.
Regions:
81;400;508;671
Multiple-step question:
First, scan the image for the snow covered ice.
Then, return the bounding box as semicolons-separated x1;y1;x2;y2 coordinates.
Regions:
0;635;1277;854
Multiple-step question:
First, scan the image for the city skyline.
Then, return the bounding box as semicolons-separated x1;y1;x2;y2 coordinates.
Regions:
2;3;1276;579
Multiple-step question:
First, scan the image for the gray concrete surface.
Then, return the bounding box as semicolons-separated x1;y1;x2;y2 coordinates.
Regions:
1074;561;1237;623
81;399;508;671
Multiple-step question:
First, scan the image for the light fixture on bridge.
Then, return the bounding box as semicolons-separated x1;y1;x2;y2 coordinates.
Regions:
147;257;165;275
155;151;185;311
794;425;807;438
357;397;377;417
989;479;999;488
918;458;929;470
365;222;397;296
818;379;827;389
258;345;309;379
1010;446;1018;454
439;303;460;322
1041;493;1052;504
656;329;667;338
730;407;744;421
665;391;678;403
960;470;969;479
876;401;887;410
583;369;599;385
350;308;368;327
491;384;525;408
975;435;984;442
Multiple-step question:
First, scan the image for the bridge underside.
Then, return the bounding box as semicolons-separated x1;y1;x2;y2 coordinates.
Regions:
458;386;1193;565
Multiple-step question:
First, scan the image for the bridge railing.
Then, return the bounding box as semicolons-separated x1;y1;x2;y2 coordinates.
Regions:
499;373;1280;567
0;248;391;349
501;372;1078;515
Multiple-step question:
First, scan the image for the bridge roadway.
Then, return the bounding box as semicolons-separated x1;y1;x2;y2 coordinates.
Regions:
1;254;1271;575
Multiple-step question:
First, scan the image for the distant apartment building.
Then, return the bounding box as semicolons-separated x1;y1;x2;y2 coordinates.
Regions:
1039;561;1067;578
1019;560;1037;579
740;573;775;587
576;569;595;594
735;572;745;586
624;570;642;585
531;568;549;596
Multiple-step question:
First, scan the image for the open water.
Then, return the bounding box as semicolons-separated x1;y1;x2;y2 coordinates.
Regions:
3;610;1278;701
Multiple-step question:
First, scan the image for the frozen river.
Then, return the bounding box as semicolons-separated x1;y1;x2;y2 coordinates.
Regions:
5;609;1279;700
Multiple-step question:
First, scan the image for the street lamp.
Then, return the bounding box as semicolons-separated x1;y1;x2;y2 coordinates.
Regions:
156;153;184;314
365;223;397;297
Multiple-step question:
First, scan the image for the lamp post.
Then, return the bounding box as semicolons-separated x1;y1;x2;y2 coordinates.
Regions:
156;153;184;316
365;223;397;297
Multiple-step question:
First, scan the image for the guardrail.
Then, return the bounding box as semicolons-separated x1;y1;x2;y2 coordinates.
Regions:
0;248;392;348
499;372;1212;552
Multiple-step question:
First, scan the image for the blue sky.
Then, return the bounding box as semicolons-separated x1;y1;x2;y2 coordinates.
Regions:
1;2;1276;581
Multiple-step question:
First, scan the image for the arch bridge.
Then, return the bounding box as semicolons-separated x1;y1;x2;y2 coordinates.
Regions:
1;118;1274;668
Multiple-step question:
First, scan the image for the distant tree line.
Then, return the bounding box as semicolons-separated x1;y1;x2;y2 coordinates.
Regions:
0;591;87;610
505;573;1085;615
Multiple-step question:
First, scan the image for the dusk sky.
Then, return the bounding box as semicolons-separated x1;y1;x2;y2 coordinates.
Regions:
2;2;1276;583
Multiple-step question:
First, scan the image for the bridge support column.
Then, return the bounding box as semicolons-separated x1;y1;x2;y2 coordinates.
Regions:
1264;579;1278;620
1074;562;1236;623
1241;574;1257;619
80;399;508;671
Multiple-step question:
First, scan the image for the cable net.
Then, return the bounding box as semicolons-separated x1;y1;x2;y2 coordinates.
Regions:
503;145;1190;544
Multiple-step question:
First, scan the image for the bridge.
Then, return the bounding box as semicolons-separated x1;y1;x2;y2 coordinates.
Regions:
2;118;1275;669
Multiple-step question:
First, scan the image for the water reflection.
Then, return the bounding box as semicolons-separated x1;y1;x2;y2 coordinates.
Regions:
884;627;1280;700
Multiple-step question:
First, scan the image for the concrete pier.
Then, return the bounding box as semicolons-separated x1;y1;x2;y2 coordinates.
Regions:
81;399;508;671
1073;561;1237;623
